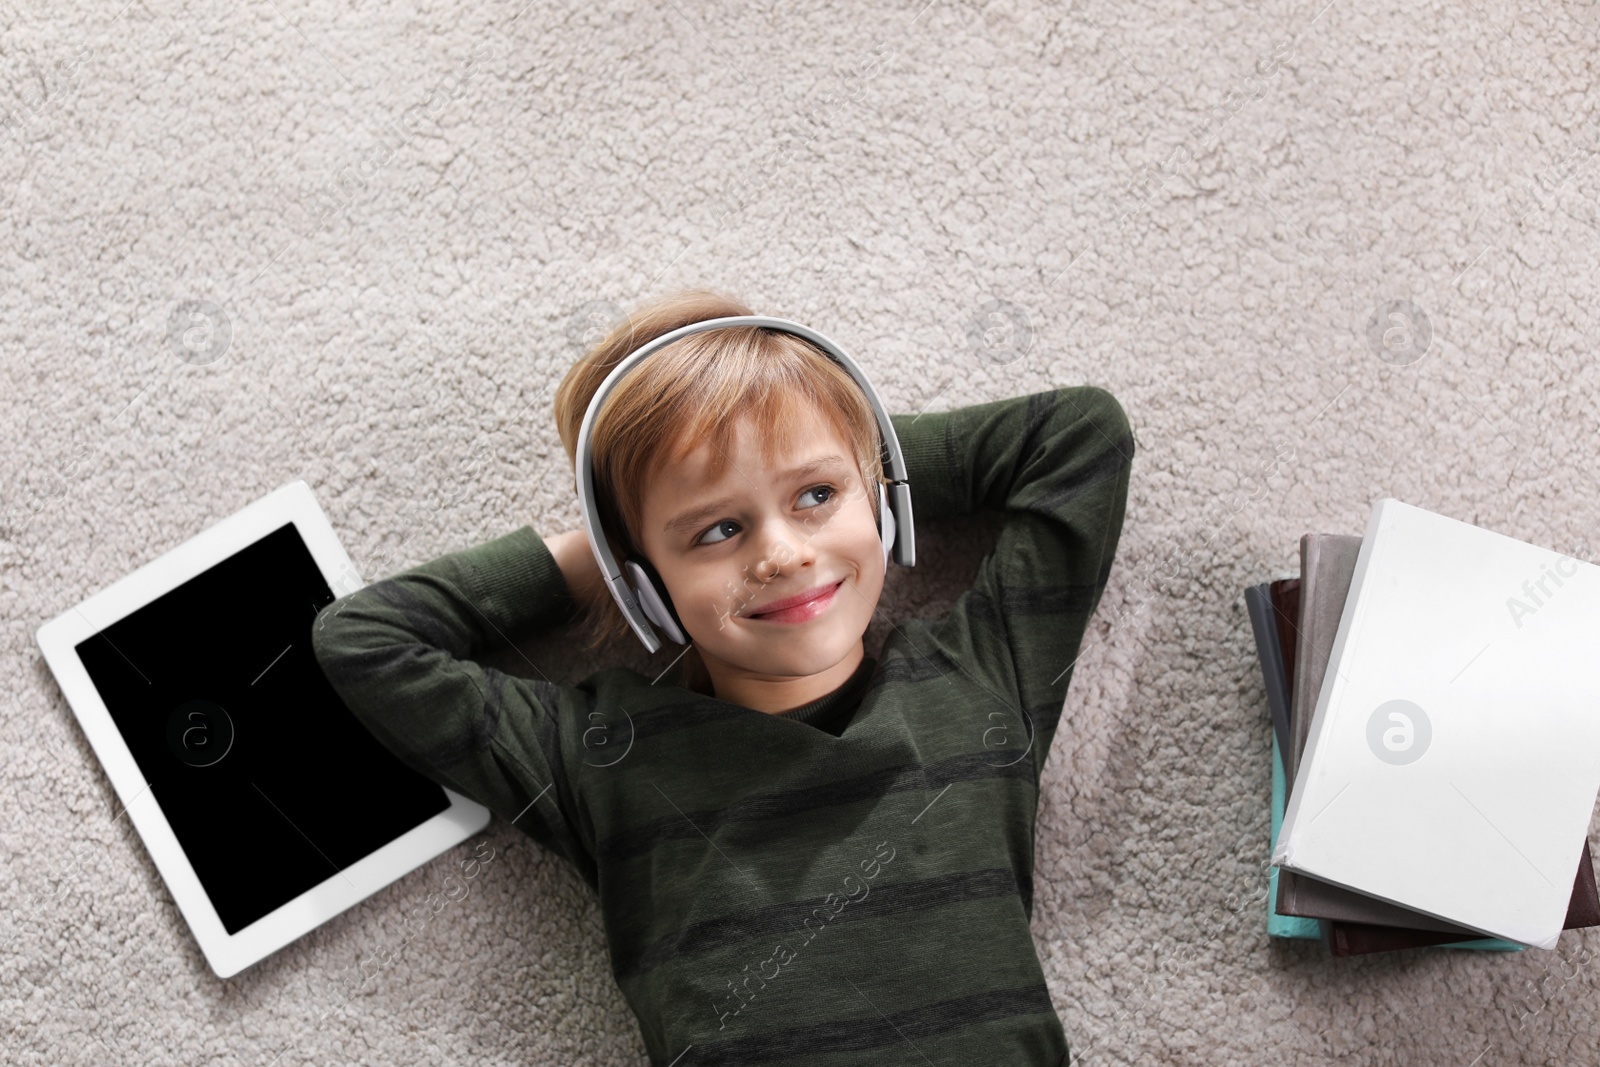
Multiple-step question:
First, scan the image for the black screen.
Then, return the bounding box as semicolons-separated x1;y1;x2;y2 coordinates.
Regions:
76;521;450;934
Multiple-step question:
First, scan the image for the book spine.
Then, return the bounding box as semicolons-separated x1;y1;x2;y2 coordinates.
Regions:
1245;584;1292;770
1267;731;1322;940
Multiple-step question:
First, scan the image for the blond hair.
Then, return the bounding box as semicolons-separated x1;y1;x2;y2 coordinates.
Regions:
552;288;884;694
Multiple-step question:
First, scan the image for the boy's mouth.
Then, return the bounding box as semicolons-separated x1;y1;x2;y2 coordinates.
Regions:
747;579;845;622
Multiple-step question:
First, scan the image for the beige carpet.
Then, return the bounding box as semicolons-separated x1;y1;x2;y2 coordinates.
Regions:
5;0;1600;1063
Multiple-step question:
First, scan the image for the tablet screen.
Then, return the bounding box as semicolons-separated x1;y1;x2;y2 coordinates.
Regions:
76;521;450;934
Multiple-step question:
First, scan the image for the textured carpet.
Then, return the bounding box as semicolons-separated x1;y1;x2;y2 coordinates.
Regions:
5;0;1600;1063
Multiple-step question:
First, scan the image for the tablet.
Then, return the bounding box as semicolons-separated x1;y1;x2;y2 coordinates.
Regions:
36;479;490;978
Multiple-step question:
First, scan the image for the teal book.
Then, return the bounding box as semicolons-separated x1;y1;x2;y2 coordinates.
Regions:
1267;732;1322;940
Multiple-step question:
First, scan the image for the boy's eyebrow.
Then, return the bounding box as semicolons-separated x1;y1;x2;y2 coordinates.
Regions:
663;454;852;535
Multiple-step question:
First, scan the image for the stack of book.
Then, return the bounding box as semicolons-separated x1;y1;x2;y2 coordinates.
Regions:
1247;515;1600;956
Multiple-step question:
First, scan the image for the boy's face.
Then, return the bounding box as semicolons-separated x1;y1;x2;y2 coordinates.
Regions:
634;404;885;690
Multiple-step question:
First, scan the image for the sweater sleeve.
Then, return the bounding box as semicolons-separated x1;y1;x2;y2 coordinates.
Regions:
308;525;599;890
889;385;1134;786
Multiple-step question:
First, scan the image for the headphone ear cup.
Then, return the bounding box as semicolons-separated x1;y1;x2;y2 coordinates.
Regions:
878;481;896;568
624;556;687;646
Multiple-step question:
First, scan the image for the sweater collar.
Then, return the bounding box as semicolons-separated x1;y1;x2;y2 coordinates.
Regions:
772;654;878;730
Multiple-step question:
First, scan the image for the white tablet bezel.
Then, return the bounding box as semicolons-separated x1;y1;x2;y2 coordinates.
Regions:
35;478;490;978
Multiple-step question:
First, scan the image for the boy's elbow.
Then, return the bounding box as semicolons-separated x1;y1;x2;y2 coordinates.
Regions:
310;596;369;673
1057;385;1134;465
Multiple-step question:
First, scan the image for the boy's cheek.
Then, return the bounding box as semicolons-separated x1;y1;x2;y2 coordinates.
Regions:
692;576;752;638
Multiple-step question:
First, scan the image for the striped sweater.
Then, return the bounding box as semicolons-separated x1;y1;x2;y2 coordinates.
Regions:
310;385;1134;1066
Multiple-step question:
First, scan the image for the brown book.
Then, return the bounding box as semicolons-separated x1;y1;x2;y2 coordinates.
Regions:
1326;839;1599;956
1267;541;1600;948
1286;534;1360;788
1266;578;1300;712
1325;923;1481;955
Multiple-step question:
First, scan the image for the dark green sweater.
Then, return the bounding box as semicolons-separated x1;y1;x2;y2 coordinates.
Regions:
310;386;1133;1066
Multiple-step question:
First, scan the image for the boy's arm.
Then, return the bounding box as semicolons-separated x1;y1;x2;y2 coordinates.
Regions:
890;386;1134;786
310;526;599;889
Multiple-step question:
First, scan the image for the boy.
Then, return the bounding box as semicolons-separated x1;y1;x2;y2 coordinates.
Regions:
311;289;1134;1065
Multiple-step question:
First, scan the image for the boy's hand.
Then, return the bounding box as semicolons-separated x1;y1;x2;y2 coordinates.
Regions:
546;528;609;614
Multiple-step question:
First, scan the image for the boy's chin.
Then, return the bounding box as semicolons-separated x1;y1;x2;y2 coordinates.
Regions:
701;631;862;674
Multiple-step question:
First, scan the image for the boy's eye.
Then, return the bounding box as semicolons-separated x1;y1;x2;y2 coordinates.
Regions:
692;484;839;546
695;519;740;547
801;484;837;509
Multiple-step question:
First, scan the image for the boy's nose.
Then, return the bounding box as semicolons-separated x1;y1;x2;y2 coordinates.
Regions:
750;527;815;577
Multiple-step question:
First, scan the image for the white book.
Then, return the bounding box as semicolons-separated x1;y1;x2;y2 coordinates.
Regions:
1271;498;1600;949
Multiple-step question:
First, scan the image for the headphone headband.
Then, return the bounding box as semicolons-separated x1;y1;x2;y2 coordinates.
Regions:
572;314;916;653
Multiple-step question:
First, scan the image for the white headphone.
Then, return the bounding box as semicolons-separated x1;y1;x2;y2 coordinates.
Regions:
572;315;916;654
